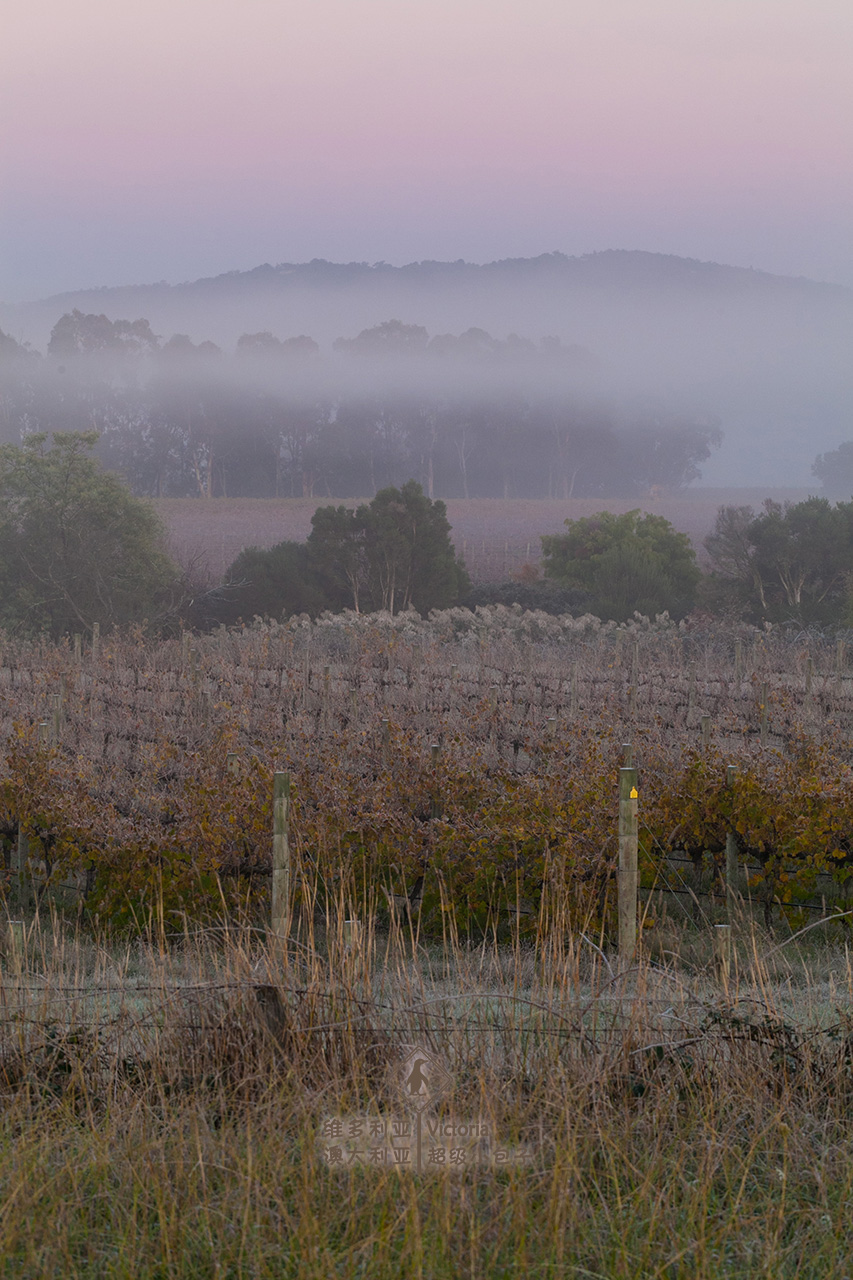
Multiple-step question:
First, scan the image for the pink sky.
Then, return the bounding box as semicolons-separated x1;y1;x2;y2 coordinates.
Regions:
2;0;851;299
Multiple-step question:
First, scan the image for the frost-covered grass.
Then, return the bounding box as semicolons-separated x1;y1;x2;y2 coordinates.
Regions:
0;907;852;1278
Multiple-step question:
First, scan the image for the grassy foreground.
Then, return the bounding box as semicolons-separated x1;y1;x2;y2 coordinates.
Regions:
0;909;852;1278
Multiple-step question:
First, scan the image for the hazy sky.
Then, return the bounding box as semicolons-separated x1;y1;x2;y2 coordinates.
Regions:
3;0;851;301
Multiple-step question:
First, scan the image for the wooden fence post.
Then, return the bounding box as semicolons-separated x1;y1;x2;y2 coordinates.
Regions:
759;681;768;747
700;713;711;754
91;622;100;665
725;764;740;920
734;639;742;682
430;742;441;819
618;767;639;966
271;772;291;938
714;923;733;994
15;827;31;915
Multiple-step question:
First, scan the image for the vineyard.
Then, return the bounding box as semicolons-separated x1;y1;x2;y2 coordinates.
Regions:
4;605;853;940
4;609;853;1275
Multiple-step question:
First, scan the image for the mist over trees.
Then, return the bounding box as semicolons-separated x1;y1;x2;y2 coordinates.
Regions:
3;252;848;488
0;310;721;501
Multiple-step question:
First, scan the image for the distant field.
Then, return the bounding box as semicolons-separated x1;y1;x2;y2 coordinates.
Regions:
154;488;813;584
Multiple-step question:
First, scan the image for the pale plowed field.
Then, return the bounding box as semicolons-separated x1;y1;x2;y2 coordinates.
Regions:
155;489;812;584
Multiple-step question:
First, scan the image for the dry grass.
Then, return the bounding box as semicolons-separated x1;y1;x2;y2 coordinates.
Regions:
0;896;852;1278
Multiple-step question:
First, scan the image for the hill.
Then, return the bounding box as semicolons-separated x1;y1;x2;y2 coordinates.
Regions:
2;251;851;486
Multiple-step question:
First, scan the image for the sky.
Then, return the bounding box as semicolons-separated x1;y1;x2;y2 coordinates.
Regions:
2;0;852;302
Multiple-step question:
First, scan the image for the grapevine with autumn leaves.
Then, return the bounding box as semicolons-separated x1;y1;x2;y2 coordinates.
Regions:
0;617;852;935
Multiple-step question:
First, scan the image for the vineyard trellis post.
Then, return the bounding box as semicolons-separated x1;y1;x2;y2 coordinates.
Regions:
759;682;768;748
618;766;639;965
700;714;711;754
14;828;31;914
725;764;740;920
271;771;291;938
430;743;441;820
714;923;733;994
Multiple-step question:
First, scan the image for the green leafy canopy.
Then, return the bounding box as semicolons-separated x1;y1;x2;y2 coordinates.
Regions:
541;509;700;622
0;431;180;637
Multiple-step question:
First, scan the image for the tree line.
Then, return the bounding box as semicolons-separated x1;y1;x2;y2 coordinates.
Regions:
2;431;852;639
0;312;721;500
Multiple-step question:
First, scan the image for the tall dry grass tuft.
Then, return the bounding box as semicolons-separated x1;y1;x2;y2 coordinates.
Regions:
0;894;852;1276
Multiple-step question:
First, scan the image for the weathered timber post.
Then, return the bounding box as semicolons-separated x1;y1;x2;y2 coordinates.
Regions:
618;767;639;966
759;681;769;748
14;827;31;915
7;920;26;974
714;923;733;995
734;639;742;682
700;713;711;754
73;634;82;663
51;693;61;745
622;742;633;768
38;721;50;745
430;741;441;819
342;918;361;958
271;772;291;938
91;622;100;665
725;764;740;920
